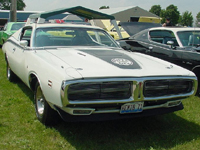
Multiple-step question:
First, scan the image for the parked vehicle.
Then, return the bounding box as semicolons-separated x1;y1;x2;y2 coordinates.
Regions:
0;22;25;46
2;7;198;125
118;25;200;94
92;20;129;39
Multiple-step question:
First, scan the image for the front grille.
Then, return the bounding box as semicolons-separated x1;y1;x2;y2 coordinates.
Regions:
143;79;193;97
68;81;132;101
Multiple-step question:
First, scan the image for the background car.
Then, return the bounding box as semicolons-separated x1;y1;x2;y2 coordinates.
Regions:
92;20;129;39
118;25;200;95
0;22;25;46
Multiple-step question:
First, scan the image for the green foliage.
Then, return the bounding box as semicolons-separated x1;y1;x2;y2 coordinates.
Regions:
149;5;161;16
99;6;109;9
179;11;193;27
160;9;166;24
195;12;200;27
160;4;180;25
0;0;26;10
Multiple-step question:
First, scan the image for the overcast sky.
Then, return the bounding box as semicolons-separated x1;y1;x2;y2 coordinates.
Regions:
23;0;199;20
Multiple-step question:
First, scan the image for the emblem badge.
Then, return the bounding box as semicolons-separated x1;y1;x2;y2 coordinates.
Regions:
111;58;133;66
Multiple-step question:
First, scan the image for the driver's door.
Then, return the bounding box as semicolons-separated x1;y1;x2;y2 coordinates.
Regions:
148;30;177;62
7;27;32;82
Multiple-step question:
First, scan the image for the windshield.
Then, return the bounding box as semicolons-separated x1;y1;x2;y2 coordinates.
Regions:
177;31;200;47
11;23;25;30
33;27;119;48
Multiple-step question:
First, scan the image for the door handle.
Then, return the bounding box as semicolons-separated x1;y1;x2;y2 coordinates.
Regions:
12;48;16;52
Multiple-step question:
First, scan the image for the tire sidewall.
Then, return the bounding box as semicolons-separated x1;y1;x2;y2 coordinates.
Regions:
34;82;59;125
34;82;48;124
6;61;15;82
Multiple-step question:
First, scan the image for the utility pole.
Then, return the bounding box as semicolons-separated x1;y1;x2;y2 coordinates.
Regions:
10;0;17;22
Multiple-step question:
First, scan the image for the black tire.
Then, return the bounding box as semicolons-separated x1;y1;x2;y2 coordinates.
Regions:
195;73;200;96
196;83;200;96
6;61;17;82
34;82;60;125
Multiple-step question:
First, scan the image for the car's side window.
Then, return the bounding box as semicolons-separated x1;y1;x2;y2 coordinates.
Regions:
149;30;179;46
20;27;32;47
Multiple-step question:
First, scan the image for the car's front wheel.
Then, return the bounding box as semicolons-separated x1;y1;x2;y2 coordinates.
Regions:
6;61;17;82
197;83;200;96
34;82;60;125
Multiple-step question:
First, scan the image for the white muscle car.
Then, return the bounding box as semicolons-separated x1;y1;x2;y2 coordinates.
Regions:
2;13;198;125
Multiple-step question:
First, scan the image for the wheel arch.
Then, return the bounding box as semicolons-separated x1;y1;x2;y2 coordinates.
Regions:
192;65;200;79
5;53;8;62
192;66;200;95
29;73;40;92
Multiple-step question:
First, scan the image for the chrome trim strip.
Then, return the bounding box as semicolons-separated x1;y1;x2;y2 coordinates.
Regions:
60;100;183;115
61;107;95;115
93;100;182;114
60;76;197;106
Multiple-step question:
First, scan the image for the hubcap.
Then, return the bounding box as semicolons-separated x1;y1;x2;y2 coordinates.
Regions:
37;97;44;115
36;86;45;116
7;64;11;79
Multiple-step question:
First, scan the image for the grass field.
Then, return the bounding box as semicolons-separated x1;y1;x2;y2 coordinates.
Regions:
0;49;200;150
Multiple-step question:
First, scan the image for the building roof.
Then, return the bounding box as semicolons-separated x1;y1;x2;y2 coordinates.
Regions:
99;6;159;18
99;6;135;15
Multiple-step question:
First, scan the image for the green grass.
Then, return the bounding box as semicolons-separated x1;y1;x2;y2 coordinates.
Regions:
0;49;200;150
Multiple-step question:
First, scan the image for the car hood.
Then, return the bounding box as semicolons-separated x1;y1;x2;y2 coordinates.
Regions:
44;47;194;78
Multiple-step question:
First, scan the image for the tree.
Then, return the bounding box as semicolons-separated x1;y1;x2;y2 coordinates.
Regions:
99;6;109;9
195;12;200;27
149;5;161;16
179;11;193;27
160;4;180;25
0;0;26;10
160;9;166;24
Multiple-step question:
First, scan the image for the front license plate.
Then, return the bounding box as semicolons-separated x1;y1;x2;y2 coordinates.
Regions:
120;102;144;114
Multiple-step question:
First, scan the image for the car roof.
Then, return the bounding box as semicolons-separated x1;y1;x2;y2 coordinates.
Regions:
149;27;200;32
26;22;103;30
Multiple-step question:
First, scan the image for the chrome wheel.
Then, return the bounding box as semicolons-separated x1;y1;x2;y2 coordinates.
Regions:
35;86;45;117
34;82;60;125
6;60;17;82
7;63;11;79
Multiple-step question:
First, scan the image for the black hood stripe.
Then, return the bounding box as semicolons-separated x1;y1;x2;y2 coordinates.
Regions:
79;50;141;69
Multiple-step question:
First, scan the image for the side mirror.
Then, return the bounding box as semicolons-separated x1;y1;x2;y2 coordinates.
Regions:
167;41;174;46
167;41;176;49
19;40;28;47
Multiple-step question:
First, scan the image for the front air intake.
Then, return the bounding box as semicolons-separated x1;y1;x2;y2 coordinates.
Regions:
67;81;132;101
143;79;193;97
